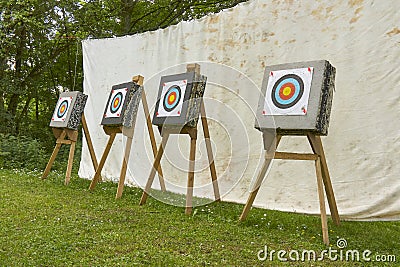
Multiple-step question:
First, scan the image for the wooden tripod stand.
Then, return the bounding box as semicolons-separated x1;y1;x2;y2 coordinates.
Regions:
139;64;220;215
239;132;340;245
42;113;99;185
88;75;166;198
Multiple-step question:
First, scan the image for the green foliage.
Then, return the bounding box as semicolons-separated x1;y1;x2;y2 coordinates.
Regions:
0;0;247;164
0;133;47;169
0;169;399;266
0;133;82;172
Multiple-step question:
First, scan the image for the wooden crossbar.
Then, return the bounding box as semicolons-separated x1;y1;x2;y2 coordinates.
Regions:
42;113;99;185
239;133;340;245
267;152;319;160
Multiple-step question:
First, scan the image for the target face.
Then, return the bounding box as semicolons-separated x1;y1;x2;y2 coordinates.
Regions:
52;96;73;122
263;67;313;115
104;88;128;118
110;92;123;113
156;80;187;117
163;85;181;111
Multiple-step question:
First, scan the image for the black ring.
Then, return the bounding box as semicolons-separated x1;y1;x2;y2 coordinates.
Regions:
110;92;123;114
163;85;181;112
271;74;304;109
57;100;69;118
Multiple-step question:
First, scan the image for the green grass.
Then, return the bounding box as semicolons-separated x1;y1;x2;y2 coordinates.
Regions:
0;169;399;266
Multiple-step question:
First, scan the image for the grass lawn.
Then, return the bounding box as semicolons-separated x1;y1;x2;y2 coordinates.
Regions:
0;169;398;266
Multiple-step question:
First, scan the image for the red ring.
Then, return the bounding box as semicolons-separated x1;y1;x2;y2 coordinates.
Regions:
278;83;295;100
167;92;177;105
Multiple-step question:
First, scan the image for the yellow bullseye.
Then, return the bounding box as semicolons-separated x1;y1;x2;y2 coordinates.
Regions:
169;94;175;103
283;87;291;96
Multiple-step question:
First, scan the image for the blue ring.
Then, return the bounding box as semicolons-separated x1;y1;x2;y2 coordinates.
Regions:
274;78;301;105
57;100;69;118
110;92;123;114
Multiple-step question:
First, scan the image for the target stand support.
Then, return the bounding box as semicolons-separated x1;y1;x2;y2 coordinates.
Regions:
42;113;99;185
88;75;166;199
239;131;340;245
139;64;221;215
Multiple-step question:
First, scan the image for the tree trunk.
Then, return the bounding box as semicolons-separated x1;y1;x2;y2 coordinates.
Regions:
7;24;26;133
121;0;138;34
15;90;33;134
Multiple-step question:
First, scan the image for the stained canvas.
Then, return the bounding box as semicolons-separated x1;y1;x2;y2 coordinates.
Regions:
80;0;400;220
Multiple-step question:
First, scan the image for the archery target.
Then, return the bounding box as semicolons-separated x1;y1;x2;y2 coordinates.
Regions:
52;96;72;122
156;79;187;117
104;87;128;118
263;67;313;115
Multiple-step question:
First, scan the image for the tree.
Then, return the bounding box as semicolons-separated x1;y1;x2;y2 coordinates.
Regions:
0;0;247;148
1;0;74;137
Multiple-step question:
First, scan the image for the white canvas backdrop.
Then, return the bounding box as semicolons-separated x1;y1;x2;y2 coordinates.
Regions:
79;0;400;220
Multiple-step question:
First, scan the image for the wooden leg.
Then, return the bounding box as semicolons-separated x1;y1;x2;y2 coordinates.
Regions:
42;131;67;179
81;113;99;173
316;157;329;245
142;91;166;192
89;133;117;190
200;102;220;201
239;134;281;221
42;143;62;179
307;134;340;225
156;160;166;191
140;134;169;205
185;136;197;215
239;157;271;221
116;136;133;199
65;141;76;185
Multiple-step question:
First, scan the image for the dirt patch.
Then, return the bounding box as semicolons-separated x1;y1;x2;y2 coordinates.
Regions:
386;27;400;37
348;0;364;8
